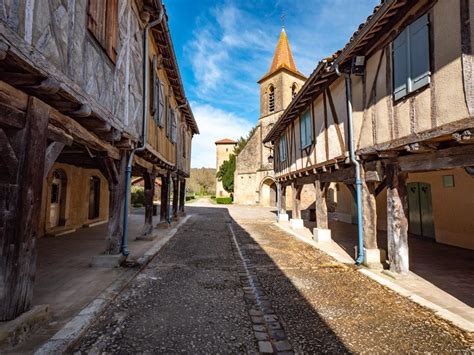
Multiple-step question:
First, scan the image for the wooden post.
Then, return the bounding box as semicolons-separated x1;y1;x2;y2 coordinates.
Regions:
0;97;50;321
172;177;179;219
179;179;186;213
361;166;378;249
280;185;287;214
291;182;302;219
160;174;169;223
104;153;127;255
142;171;156;236
314;179;328;229
386;163;409;273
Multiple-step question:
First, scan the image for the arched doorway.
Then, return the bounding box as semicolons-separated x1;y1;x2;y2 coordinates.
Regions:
88;176;101;220
260;178;277;207
50;169;67;227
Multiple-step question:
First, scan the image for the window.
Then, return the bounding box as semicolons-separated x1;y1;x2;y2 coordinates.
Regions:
300;109;313;149
269;86;275;113
151;59;165;127
171;109;178;144
393;14;430;100
292;83;298;98
87;0;118;63
279;134;287;162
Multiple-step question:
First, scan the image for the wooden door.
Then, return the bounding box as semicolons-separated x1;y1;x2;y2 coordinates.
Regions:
408;182;435;238
49;176;61;227
88;177;101;220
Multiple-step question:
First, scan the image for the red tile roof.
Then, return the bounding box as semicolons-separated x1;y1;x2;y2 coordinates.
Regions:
215;138;238;144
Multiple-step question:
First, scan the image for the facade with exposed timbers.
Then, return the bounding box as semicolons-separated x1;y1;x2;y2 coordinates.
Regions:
0;0;199;321
232;28;309;208
265;0;474;273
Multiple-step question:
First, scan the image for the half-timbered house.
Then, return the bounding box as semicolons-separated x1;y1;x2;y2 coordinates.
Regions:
264;0;474;273
0;0;198;321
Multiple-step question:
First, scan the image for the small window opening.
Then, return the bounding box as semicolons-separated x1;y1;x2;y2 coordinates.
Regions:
269;86;275;113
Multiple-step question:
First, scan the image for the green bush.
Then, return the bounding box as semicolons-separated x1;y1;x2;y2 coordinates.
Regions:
216;197;233;204
131;186;145;207
186;196;195;201
210;195;216;199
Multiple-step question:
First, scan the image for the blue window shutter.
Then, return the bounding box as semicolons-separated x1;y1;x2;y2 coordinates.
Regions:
152;56;157;122
409;14;430;91
393;28;409;100
300;109;312;148
280;134;287;161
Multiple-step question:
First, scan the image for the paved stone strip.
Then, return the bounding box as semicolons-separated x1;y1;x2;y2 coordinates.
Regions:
228;222;293;354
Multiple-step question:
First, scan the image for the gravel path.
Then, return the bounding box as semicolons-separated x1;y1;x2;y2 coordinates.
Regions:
73;202;472;353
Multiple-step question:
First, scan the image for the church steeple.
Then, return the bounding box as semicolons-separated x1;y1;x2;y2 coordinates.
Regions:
269;29;298;76
258;27;305;84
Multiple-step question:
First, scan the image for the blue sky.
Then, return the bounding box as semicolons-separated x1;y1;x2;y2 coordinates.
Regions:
164;0;379;168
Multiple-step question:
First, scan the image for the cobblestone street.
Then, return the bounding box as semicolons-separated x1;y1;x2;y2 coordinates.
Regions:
74;201;472;353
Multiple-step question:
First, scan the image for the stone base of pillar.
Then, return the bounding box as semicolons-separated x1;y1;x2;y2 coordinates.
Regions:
354;247;386;270
313;228;331;242
156;221;170;229
89;254;126;268
290;218;304;229
278;213;289;222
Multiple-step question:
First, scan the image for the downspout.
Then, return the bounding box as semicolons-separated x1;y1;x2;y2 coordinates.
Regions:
276;182;281;221
121;9;164;257
334;63;365;265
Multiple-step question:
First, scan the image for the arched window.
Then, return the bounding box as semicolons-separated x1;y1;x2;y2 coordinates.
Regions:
292;83;298;98
268;85;275;113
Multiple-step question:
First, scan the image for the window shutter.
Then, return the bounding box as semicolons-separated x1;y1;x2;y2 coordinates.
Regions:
409;14;430;92
393;28;408;100
166;97;171;138
87;0;104;45
152;56;158;122
172;110;177;143
105;0;118;62
158;80;165;127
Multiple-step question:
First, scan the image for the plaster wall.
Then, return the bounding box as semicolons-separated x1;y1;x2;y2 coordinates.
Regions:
39;162;109;236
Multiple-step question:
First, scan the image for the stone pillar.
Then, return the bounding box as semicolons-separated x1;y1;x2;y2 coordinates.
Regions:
179;179;186;214
142;171;156;236
290;182;303;229
172;177;179;220
386;163;409;274
313;179;331;242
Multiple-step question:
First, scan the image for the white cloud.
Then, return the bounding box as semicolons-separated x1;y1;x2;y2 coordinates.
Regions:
190;103;254;168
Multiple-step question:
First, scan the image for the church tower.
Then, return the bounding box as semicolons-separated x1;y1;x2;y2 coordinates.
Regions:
233;25;306;206
258;27;306;132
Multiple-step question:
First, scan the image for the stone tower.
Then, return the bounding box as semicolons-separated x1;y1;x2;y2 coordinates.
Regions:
233;27;306;206
215;138;237;197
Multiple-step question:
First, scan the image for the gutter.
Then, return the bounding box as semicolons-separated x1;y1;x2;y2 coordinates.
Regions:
334;63;365;265
121;8;164;257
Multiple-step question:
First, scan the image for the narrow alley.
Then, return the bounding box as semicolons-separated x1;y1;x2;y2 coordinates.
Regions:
73;201;472;353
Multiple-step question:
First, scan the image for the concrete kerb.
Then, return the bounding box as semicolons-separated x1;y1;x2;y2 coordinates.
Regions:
273;221;474;334
34;215;192;355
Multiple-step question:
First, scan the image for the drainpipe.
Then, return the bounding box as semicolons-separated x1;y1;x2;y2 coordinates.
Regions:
121;9;164;257
276;182;281;221
334;63;365;265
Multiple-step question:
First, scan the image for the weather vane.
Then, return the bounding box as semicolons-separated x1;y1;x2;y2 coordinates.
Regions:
281;12;285;29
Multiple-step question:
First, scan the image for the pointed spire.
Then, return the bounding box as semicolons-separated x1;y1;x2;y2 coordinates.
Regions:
268;28;298;75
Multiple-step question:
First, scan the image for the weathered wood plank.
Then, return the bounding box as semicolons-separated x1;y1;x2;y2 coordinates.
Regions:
0;97;50;320
361;165;378;249
47;124;73;145
43;142;65;178
398;145;474;172
49;109;120;160
0;102;26;128
142;172;156;236
0;128;19;177
160;173;169;223
386;163;409;274
172;177;179;219
314;180;328;229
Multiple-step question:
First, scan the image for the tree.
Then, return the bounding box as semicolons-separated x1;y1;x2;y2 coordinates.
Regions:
216;154;236;193
188;168;216;195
